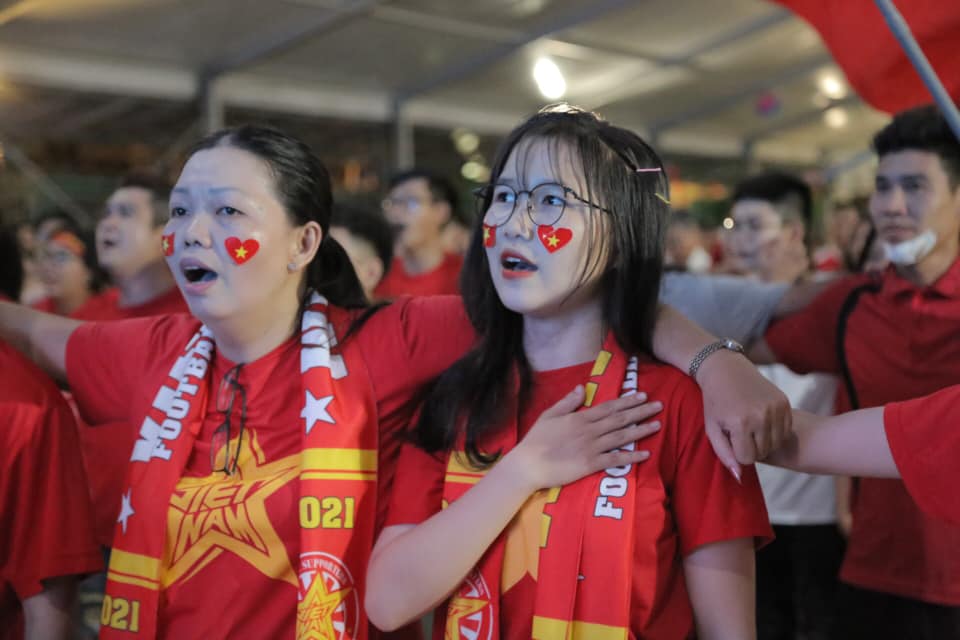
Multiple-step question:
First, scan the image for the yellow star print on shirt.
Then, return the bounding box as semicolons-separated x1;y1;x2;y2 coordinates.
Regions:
500;487;561;592
162;431;300;588
296;573;353;640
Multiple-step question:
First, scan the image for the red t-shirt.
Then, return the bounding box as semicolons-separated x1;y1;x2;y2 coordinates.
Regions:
884;385;960;526
386;359;772;639
65;296;472;639
29;297;56;313
70;287;190;547
0;341;103;640
70;286;187;321
766;262;960;604
375;253;463;298
69;285;190;546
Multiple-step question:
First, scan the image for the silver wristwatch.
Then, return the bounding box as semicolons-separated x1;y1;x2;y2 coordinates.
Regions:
687;338;744;378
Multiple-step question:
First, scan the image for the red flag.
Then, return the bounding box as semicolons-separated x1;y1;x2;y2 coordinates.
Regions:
774;0;960;113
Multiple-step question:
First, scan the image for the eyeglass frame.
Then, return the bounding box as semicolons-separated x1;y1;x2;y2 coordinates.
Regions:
472;182;612;229
210;363;247;476
381;195;436;213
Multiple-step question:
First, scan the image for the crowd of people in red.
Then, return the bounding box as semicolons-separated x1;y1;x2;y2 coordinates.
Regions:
1;99;959;640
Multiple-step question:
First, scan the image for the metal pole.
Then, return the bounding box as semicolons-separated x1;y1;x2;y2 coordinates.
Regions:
873;0;960;139
392;100;414;170
200;76;225;134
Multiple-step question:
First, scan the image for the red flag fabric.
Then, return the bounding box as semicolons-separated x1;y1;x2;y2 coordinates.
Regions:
775;0;960;113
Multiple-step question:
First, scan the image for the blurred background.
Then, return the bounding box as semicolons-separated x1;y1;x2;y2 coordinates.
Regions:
0;0;887;233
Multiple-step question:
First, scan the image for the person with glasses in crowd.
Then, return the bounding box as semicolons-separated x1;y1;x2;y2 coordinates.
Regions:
366;107;772;639
376;170;464;298
725;171;844;640
0;120;788;639
31;216;108;316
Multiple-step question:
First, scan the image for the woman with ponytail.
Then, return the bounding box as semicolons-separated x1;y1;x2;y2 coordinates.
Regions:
0;121;785;639
0;125;463;639
366;107;773;639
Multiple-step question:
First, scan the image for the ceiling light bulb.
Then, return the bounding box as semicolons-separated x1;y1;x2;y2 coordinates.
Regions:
819;73;847;100
824;106;849;129
533;57;566;100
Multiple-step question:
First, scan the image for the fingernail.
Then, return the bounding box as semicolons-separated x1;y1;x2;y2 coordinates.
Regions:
728;465;742;484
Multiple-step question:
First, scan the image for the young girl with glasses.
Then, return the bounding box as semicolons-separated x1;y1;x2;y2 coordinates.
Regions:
366;107;772;639
0;119;780;639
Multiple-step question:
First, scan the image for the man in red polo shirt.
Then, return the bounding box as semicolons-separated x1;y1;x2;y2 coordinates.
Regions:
375;170;463;298
752;104;960;639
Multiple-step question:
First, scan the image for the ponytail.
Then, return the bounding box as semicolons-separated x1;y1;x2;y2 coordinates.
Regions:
303;235;368;310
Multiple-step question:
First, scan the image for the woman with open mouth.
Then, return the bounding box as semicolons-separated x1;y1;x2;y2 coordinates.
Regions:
366;106;772;640
0;119;785;639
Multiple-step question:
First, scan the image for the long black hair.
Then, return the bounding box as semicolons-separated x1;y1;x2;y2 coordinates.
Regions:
414;106;670;466
0;225;23;301
189;125;368;312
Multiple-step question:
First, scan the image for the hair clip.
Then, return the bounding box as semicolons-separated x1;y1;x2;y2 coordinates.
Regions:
655;193;671;205
635;167;662;174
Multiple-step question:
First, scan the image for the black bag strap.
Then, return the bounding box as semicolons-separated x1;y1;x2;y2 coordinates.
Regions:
835;277;882;410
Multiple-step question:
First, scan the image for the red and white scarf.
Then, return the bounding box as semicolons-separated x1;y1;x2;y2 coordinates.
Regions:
100;293;378;639
439;332;641;640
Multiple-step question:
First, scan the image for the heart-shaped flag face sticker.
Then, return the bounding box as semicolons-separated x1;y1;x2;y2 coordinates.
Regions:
225;237;260;265
537;225;573;253
482;224;497;248
161;233;175;257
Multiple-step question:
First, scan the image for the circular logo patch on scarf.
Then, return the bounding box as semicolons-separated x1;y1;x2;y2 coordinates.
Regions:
296;552;358;640
446;570;495;640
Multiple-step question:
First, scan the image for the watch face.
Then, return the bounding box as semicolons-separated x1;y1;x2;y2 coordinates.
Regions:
724;339;744;352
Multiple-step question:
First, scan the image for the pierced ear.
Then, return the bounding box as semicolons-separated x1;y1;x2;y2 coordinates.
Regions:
290;221;322;271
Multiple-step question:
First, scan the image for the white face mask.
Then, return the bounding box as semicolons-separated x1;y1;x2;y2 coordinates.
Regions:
685;246;713;273
883;229;937;266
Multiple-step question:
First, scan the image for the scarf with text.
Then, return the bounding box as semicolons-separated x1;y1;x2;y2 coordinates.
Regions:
438;332;640;640
101;293;378;640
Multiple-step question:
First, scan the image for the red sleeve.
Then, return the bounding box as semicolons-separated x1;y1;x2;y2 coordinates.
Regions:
1;359;102;600
884;386;960;525
359;295;474;436
664;376;773;555
764;276;866;375
384;441;447;527
65;314;193;425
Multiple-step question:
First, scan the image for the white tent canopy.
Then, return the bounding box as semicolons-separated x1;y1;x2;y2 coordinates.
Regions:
0;0;889;168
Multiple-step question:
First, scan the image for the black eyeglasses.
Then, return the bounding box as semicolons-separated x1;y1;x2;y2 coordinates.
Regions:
210;364;246;476
473;182;611;229
381;195;434;213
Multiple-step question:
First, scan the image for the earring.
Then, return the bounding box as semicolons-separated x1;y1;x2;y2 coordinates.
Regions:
287;262;297;273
